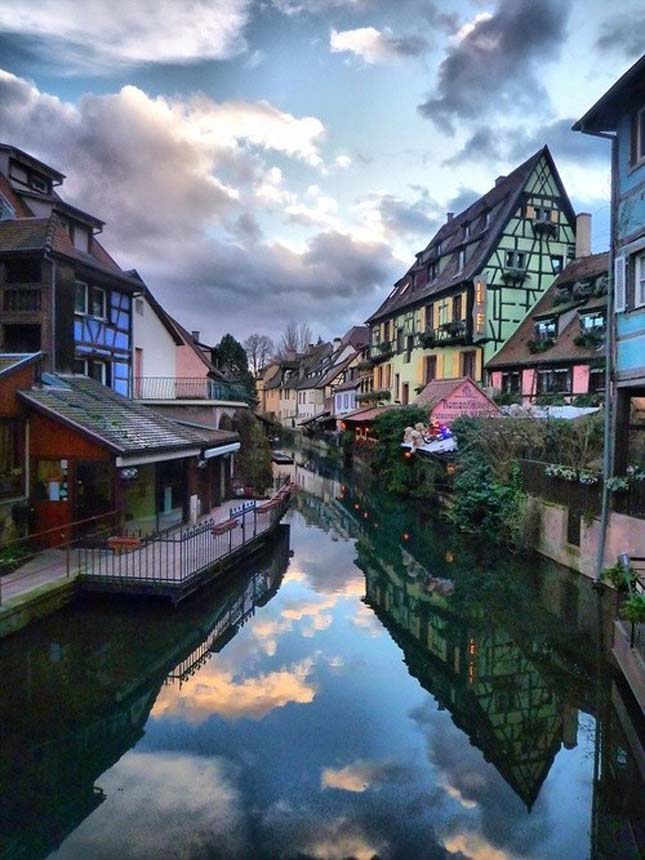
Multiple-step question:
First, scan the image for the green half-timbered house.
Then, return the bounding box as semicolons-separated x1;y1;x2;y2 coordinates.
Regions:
365;146;578;401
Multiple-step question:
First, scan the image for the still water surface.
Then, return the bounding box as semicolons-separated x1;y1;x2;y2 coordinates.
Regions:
1;453;642;860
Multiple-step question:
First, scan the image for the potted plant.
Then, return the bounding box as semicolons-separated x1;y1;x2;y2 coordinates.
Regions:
622;593;645;624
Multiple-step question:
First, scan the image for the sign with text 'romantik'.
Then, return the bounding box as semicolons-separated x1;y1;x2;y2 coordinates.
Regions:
430;379;499;425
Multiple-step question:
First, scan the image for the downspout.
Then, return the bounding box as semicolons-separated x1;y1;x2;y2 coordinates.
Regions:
49;256;57;373
593;131;618;582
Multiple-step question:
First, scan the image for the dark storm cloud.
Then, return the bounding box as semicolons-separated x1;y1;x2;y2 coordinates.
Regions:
445;188;480;215
418;0;571;131
444;118;609;167
384;33;428;57
595;14;645;59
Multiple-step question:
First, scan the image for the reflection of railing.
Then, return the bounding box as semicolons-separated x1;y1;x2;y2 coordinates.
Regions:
132;377;251;402
78;479;292;600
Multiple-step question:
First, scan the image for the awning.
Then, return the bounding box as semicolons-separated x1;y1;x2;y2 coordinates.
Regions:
116;448;201;467
203;442;241;459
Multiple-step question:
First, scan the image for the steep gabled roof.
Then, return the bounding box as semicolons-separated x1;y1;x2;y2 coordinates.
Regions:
573;54;645;133
0;143;65;184
487;252;609;369
367;146;575;324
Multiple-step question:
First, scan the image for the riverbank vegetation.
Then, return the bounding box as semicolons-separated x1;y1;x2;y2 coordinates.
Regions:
363;409;605;549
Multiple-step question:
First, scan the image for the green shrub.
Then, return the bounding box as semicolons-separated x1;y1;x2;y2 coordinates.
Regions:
622;593;645;624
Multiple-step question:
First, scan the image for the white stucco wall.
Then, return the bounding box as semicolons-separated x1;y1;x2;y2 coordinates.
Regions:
132;296;177;378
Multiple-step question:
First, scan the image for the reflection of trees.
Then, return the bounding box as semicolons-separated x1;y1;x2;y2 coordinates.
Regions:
0;526;291;860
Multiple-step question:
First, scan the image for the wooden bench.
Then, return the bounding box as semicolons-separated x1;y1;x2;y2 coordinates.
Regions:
107;536;141;553
211;518;239;536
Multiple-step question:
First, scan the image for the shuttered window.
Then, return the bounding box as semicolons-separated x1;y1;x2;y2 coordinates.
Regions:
614;255;626;313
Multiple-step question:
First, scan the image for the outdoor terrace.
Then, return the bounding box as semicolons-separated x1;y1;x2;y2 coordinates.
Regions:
132;376;252;403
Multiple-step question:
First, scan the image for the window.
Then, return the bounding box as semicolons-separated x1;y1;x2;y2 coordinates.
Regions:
383;320;391;342
0;420;21;499
551;255;563;274
589;366;605;393
533;206;551;222
135;298;144;316
534;317;556;340
506;250;526;269
0;193;15;221
436;241;442;256
74;359;108;385
501;370;520;393
29;175;48;194
394;373;400;401
425;303;434;329
464;222;470;239
536;367;572;394
458;248;466;270
424;355;437;384
34;459;68;502
429;261;438;281
636;252;645;307
405;334;414;363
401;382;409;405
343;394;349;409
460;350;476;379
579;311;605;333
75;281;88;314
630;107;645;167
396;328;404;353
75;282;106;318
90;286;106;318
483;210;490;228
452;294;462;321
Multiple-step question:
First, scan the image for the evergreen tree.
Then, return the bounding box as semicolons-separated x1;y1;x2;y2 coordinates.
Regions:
213;334;256;398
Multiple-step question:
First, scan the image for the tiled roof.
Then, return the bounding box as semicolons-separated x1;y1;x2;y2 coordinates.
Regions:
334;376;360;392
341;325;369;350
0;352;42;377
0;217;51;252
317;352;357;389
342;405;393;422
19;374;228;455
0;174;33;217
414;377;498;413
367;146;574;323
487;253;609;369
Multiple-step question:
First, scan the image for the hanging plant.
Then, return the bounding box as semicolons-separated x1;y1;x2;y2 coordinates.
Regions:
606;475;630;493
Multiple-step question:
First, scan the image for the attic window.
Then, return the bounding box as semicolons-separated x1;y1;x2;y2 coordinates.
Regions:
429;261;438;281
400;281;410;295
506;250;526;269
580;311;605;333
483;210;490;228
458;249;466;271
29;175;48;194
0;193;16;221
463;222;470;239
534;317;556;340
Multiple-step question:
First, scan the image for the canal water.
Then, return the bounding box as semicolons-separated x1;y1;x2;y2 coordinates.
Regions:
1;452;643;860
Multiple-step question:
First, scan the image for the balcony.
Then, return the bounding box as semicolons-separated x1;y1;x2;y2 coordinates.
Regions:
132;377;252;403
3;288;41;313
369;342;394;363
420;320;467;348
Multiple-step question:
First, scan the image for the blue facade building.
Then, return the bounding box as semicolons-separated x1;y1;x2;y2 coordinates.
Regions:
575;56;645;472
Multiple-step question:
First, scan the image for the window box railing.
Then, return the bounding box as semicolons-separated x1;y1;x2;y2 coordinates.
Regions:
533;220;557;236
132;377;251;402
420;321;466;348
370;342;394;363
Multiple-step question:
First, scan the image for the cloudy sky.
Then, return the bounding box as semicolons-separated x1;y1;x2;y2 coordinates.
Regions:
0;0;641;343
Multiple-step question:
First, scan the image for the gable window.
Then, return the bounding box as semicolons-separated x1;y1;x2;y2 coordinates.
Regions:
533;206;552;222
580;311;605;333
536;367;572;394
506;250;526;269
534;317;556;340
501;370;520;393
551;255;563;274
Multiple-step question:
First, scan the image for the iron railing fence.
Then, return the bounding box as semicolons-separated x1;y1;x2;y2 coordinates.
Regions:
132;377;251;403
78;479;291;588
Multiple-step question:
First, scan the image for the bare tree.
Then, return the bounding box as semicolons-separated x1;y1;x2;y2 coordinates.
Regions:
279;322;313;357
244;333;275;375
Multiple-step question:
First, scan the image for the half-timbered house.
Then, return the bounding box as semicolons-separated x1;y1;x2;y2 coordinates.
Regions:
365;146;578;399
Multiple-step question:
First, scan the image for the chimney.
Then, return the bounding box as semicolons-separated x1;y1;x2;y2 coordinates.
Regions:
575;212;592;259
495;175;506;186
446;212;454;222
333;337;341;349
191;330;200;343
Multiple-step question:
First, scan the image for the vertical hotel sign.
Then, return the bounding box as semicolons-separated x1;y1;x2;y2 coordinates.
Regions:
472;275;487;342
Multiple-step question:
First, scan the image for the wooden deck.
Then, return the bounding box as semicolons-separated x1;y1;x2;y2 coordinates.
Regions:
78;482;292;604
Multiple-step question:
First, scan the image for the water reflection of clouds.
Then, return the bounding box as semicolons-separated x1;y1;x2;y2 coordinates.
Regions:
321;759;415;793
52;752;248;859
151;657;317;723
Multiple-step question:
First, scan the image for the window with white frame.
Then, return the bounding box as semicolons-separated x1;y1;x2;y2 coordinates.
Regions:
632;107;645;167
74;282;106;318
636;251;645;307
74;358;108;385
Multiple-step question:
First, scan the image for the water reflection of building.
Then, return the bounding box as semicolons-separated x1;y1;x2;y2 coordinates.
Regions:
0;526;291;860
363;558;569;810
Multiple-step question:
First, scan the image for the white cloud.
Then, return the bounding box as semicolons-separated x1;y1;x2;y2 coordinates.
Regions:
274;0;364;14
454;11;494;43
330;26;426;64
0;0;251;69
335;154;352;169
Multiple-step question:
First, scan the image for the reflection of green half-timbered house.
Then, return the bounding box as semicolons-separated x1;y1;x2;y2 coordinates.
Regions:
365;146;578;399
362;556;570;810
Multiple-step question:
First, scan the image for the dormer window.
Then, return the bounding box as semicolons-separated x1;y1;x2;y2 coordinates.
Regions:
458;248;466;270
580;311;605;333
29;175;49;194
436;241;442;256
534;317;556;340
463;222;470;239
429;261;438;281
483;210;490;228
